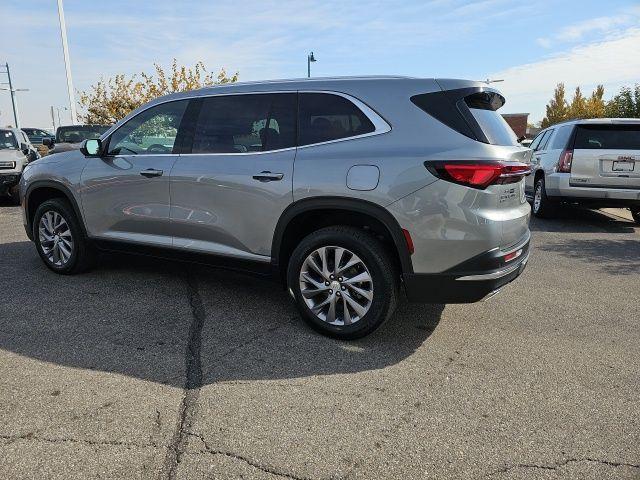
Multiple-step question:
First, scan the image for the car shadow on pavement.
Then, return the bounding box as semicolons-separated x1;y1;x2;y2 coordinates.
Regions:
537;237;640;276
530;207;636;234
0;241;444;387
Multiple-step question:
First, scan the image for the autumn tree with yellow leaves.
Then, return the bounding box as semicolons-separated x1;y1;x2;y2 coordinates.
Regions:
79;59;238;125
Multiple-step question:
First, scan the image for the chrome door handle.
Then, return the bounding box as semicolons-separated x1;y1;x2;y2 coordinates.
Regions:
140;168;164;178
252;171;284;182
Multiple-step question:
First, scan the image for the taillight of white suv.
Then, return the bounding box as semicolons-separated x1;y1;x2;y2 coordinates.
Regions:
557;150;573;173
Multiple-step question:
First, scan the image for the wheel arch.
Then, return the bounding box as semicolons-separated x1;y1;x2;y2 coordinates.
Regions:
271;197;413;278
25;181;87;240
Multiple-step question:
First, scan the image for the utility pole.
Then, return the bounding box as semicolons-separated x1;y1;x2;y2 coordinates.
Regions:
0;63;28;129
50;106;56;131
57;0;78;124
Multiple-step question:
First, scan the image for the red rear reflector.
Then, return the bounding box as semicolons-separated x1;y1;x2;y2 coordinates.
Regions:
425;161;531;189
402;228;415;255
503;248;523;263
557;150;573;173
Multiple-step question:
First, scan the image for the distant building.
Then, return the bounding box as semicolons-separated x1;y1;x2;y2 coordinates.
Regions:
501;113;529;139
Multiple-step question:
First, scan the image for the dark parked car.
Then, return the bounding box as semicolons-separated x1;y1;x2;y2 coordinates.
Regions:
43;125;110;154
21;128;54;146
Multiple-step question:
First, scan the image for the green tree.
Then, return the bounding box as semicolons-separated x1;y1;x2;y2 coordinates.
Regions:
79;59;238;124
605;84;640;118
541;83;569;128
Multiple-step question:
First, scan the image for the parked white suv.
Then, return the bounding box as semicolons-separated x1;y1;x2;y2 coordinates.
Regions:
525;119;640;223
0;128;39;204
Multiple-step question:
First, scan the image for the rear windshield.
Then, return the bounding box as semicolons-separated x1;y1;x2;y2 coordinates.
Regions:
465;93;518;146
56;126;109;143
410;89;518;146
574;124;640;150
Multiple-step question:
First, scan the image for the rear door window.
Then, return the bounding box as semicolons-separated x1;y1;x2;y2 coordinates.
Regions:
574;124;640;150
549;125;573;150
298;93;375;146
192;93;296;153
538;129;554;151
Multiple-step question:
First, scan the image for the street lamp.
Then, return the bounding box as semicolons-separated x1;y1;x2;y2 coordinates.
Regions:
57;0;78;124
307;51;316;78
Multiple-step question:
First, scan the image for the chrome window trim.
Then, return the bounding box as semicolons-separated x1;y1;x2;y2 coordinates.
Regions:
103;90;391;157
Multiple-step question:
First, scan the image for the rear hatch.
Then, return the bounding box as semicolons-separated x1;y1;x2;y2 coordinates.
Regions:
570;122;640;189
412;80;531;249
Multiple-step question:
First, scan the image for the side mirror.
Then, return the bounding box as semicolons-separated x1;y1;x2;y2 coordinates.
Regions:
42;137;53;147
81;138;103;157
20;142;29;154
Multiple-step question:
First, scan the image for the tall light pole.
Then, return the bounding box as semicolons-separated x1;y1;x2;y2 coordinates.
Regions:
307;52;316;78
57;0;78;124
0;63;29;129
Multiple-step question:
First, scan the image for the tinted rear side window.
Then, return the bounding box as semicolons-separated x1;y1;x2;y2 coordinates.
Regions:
574;124;640;150
549;125;573;150
192;93;296;153
464;93;517;146
298;93;374;146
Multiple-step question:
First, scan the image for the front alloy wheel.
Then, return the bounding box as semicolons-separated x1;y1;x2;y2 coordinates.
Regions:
33;198;96;274
39;210;74;266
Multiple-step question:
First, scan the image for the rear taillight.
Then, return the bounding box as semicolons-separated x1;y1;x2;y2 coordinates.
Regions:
425;161;531;189
557;150;573;173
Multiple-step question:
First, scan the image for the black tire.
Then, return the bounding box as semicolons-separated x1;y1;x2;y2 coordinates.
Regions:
631;208;640;225
10;185;21;206
33;198;96;274
532;176;557;218
287;226;399;340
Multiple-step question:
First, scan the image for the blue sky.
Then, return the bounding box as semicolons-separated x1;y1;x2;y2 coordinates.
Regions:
1;0;639;128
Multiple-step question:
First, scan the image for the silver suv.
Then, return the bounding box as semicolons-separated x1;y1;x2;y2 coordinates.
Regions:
20;77;531;339
525;118;640;222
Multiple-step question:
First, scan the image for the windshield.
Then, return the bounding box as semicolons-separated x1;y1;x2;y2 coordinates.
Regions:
0;130;18;150
56;126;109;143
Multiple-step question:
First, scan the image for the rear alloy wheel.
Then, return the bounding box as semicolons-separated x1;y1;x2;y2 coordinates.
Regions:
33;198;96;274
532;176;557;218
299;246;374;326
288;226;398;339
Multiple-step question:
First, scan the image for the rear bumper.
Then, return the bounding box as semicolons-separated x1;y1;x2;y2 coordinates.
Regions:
403;234;530;303
545;173;640;207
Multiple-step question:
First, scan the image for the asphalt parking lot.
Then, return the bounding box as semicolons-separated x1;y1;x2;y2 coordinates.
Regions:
0;200;638;480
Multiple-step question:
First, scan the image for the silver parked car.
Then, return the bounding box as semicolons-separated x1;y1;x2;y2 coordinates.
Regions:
0;128;39;204
20;76;531;339
524;118;640;222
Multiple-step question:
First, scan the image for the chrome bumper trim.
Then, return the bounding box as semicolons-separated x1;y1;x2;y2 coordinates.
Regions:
456;253;529;281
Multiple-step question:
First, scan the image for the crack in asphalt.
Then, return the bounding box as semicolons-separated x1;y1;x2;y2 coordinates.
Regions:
0;432;157;449
186;432;314;480
160;273;205;480
486;457;640;477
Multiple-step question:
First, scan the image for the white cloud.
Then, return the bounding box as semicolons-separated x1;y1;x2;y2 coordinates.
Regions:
537;6;640;48
557;14;633;41
494;28;640;122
